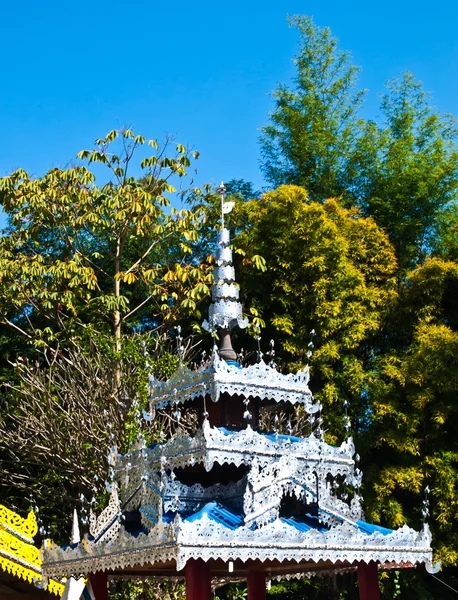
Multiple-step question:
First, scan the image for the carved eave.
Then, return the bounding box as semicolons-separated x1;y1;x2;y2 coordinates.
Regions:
42;417;433;582
42;513;433;580
113;424;355;479
149;352;318;412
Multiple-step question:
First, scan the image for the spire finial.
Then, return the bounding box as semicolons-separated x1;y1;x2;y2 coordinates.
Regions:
218;181;235;231
202;182;247;360
218;182;227;230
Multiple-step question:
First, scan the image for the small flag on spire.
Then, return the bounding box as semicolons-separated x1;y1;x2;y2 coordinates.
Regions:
222;201;235;215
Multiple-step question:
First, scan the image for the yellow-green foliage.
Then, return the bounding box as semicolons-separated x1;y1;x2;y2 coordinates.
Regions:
365;257;458;564
230;186;458;564
235;185;398;438
0;129;211;346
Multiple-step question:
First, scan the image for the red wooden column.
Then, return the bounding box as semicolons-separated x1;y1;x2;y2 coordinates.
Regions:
89;571;108;600
358;561;380;600
185;558;212;600
247;568;266;600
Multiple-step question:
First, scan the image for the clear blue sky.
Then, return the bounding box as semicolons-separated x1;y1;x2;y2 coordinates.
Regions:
1;0;457;205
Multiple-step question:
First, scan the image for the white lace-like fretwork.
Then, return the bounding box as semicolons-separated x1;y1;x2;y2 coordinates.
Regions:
43;513;432;579
149;351;318;411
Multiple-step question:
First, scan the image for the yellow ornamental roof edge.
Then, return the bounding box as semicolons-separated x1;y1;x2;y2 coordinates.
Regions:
0;504;38;540
48;578;66;597
0;554;40;585
0;527;41;568
0;554;64;597
0;503;64;597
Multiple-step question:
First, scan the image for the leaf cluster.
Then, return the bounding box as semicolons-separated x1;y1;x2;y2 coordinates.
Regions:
0;129;212;346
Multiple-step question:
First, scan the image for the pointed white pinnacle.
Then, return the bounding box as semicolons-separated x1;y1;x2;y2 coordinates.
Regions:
70;508;80;545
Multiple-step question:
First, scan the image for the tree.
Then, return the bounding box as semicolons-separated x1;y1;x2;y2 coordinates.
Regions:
260;17;458;274
0;336;146;531
350;74;458;271
232;185;398;439
433;202;458;262
364;257;458;567
257;17;458;595
225;179;261;200
0;129;212;535
0;324;201;537
109;578;185;600
259;15;365;201
0;129;211;351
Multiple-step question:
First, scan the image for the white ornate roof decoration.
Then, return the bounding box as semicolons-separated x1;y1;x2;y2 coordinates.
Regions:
202;228;248;332
41;181;434;583
173;515;432;572
110;423;359;524
71;508;80;545
149;350;318;411
43;499;432;578
42;417;433;579
113;424;355;481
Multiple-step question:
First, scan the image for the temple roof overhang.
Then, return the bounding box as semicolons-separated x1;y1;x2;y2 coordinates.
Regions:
149;352;318;412
42;500;433;579
112;424;355;475
42;421;433;580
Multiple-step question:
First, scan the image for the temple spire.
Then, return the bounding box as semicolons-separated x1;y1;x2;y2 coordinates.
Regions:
202;183;248;361
70;508;80;545
70;508;81;544
219;181;234;230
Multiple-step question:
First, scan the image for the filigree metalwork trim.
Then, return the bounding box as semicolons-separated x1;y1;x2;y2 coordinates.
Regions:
114;425;354;479
150;352;317;411
0;504;63;597
42;516;432;579
0;527;41;568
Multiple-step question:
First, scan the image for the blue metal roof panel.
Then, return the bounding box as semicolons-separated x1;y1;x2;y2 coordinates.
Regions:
280;517;328;533
356;520;393;536
218;427;302;444
184;502;244;530
178;502;393;538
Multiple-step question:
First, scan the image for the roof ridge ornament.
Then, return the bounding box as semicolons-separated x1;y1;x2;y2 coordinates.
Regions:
202;182;248;361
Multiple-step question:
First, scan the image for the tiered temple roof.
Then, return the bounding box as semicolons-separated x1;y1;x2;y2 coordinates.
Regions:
42;190;434;599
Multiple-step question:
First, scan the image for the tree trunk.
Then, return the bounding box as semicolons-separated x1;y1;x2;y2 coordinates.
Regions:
114;239;122;391
114;239;122;350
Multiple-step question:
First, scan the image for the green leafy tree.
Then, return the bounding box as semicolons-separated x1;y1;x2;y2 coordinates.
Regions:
434;202;458;261
260;17;458;274
350;74;458;270
0;129;211;350
0;334;145;530
225;179;261;200
231;185;398;439
0;129;212;535
260;15;365;201
364;258;458;567
109;578;185;600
